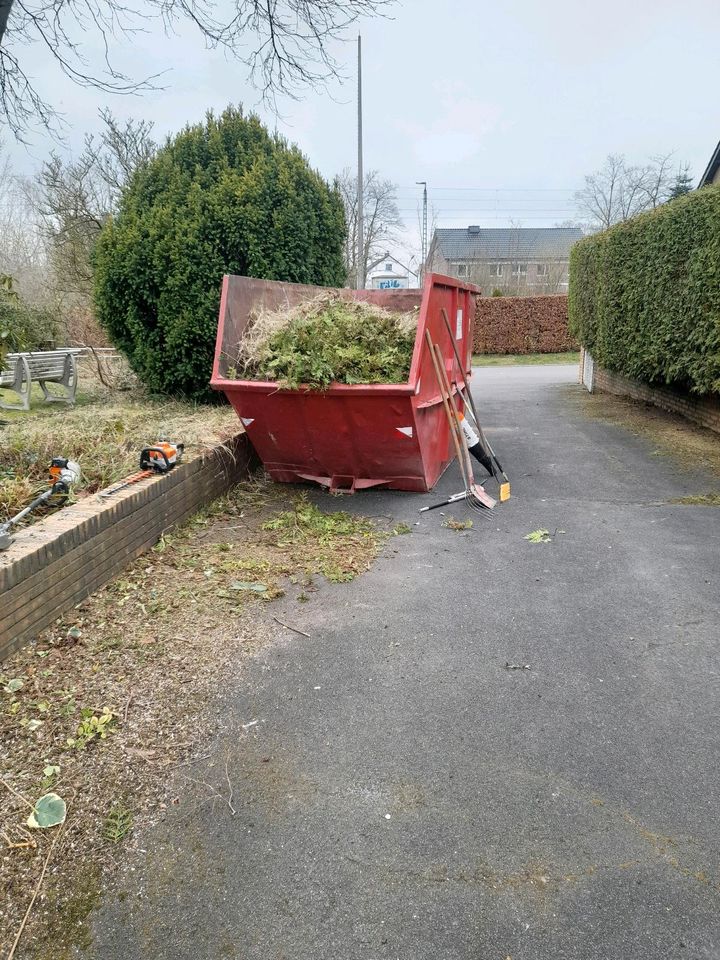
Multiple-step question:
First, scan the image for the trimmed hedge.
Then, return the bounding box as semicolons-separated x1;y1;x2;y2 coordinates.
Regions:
568;186;720;394
473;295;575;354
94;107;346;402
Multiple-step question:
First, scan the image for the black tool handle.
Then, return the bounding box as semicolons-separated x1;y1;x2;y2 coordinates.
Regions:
140;447;171;472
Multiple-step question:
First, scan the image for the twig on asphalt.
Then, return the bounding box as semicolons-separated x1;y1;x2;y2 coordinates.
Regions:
272;616;311;638
181;771;236;817
224;756;236;816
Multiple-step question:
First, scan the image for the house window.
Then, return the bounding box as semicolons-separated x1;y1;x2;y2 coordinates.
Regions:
512;263;528;278
385;262;393;272
489;263;503;277
536;263;549;277
456;264;468;277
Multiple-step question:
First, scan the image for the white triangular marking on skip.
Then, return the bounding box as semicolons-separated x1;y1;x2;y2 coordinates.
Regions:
397;426;413;438
240;417;255;426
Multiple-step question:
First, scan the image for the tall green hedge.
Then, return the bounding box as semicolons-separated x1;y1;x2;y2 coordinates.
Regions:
94;107;346;401
568;186;720;394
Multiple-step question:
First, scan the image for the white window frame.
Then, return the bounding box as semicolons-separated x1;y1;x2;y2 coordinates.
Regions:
385;262;393;272
512;262;528;278
456;263;468;277
536;263;549;278
489;263;503;277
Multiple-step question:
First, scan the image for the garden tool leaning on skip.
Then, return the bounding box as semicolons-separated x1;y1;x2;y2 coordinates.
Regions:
0;458;81;551
420;310;511;515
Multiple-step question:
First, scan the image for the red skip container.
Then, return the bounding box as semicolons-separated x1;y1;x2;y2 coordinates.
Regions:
210;273;480;493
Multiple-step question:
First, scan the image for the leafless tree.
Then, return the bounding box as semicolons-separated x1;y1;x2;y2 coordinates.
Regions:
575;154;626;231
637;153;675;209
0;0;393;138
576;152;682;230
336;167;402;288
0;142;48;304
36;109;156;299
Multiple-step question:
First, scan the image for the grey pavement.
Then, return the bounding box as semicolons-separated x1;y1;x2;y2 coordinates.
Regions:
88;365;720;960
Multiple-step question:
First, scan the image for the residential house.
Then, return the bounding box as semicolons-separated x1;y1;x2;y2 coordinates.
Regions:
698;140;720;187
366;253;417;290
427;226;583;295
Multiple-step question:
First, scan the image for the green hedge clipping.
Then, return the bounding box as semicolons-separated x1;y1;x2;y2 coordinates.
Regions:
94;107;346;401
568;186;720;394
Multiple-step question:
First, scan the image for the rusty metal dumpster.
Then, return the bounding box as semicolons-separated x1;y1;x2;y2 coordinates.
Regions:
210;273;480;493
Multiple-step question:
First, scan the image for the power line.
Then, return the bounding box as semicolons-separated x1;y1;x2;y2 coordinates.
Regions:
396;185;578;192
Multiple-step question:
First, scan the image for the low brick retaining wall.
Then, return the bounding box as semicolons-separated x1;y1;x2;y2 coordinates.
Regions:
593;366;720;436
0;433;256;662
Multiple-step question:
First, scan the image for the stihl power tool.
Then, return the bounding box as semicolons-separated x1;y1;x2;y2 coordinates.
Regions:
99;439;184;499
0;458;81;550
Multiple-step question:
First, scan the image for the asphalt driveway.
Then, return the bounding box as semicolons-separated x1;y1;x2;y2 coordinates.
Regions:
87;365;720;960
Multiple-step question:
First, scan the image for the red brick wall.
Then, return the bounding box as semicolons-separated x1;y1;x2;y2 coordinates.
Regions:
594;367;720;436
473;295;576;354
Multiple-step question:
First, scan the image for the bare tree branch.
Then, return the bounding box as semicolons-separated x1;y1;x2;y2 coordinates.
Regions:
335;167;402;287
576;152;689;231
36;109;156;299
0;0;393;138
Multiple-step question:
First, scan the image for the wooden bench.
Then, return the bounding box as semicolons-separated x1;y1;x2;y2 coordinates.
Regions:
0;348;82;411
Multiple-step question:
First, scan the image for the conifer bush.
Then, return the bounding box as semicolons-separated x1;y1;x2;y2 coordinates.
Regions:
94;107;346;401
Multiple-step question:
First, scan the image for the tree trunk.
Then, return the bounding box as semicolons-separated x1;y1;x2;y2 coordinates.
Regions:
0;0;14;44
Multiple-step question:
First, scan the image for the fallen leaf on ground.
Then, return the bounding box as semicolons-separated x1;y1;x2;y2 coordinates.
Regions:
524;529;551;543
27;793;66;829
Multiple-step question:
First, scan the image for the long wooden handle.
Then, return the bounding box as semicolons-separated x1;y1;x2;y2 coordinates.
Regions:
433;341;476;488
440;306;507;479
440;308;492;452
425;329;469;491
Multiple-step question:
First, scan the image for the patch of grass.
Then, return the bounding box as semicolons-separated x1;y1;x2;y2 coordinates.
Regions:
66;707;116;749
0;393;238;521
472;351;580;367
262;495;386;581
670;492;720;506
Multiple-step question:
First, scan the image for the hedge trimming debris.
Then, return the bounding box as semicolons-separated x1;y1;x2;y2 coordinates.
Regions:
568;186;720;394
232;293;418;390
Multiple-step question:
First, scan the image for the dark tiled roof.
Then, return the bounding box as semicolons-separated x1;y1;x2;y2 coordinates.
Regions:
699;140;720;187
433;226;584;261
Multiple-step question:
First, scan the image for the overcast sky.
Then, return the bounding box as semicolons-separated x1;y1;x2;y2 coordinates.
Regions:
5;0;719;261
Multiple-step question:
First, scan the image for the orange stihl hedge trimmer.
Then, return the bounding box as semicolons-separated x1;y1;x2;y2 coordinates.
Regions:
98;440;184;499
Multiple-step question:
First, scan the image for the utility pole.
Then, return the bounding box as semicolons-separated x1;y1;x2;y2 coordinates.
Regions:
416;181;427;280
356;33;364;290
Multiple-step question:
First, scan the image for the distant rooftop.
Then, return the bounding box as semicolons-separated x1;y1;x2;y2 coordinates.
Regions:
433;226;584;261
698;139;720;187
